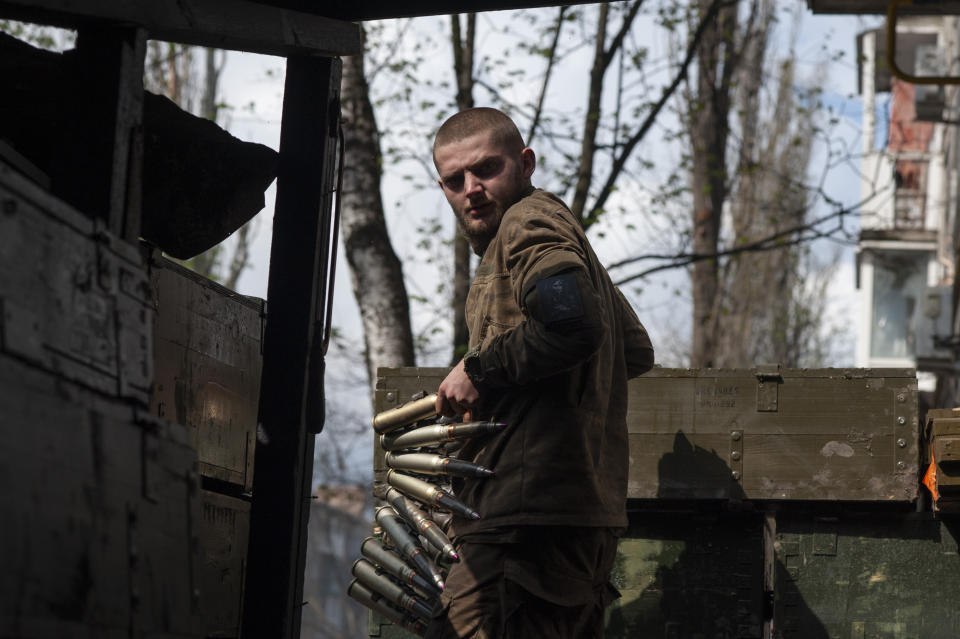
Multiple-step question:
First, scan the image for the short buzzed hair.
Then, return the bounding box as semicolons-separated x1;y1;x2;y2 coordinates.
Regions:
433;107;526;160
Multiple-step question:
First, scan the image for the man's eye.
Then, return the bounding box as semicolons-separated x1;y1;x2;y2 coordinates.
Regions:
444;176;464;191
474;160;500;178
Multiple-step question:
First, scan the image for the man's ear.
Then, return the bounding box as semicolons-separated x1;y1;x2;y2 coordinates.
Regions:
521;147;536;179
437;177;444;188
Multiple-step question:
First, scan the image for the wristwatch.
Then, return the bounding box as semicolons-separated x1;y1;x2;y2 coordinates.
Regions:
462;349;486;388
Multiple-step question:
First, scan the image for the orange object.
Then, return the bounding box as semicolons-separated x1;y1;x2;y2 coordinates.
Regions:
923;450;940;503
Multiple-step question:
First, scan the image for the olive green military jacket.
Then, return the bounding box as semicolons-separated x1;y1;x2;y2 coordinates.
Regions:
451;188;654;537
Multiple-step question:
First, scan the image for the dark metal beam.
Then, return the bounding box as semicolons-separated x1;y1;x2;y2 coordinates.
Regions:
807;0;960;14
261;0;612;21
241;55;341;639
0;0;361;56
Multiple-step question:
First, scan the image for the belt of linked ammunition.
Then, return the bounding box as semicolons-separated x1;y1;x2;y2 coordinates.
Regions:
346;392;506;636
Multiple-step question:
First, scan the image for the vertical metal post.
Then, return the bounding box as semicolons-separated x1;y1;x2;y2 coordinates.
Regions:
242;55;341;638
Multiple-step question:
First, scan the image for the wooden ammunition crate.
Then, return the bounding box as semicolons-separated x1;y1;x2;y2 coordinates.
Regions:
627;367;920;502
370;366;945;639
0;161;152;405
0;161;203;637
149;255;264;491
199;490;250;638
373;366;920;504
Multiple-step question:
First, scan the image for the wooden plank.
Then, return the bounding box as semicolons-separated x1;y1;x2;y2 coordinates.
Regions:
0;0;362;56
241;55;342;639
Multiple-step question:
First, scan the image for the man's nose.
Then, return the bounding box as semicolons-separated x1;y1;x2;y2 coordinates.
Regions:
464;172;482;196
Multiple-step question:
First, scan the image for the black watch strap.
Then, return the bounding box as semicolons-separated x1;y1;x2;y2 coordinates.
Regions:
463;349;486;387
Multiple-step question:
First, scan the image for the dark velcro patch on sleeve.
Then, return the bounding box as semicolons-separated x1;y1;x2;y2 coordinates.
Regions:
535;272;584;324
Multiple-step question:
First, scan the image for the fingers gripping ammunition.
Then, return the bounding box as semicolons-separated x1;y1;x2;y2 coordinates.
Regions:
360;536;440;598
373;394;439;434
375;506;445;591
385;452;495;479
385;488;459;562
387;470;481;520
380;421;507;451
352;559;434;622
347;580;426;637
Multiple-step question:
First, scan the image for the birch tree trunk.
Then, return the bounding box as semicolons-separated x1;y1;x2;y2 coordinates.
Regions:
341;27;416;394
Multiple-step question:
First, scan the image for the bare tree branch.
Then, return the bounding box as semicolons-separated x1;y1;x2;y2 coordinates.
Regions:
608;184;889;285
585;0;733;226
527;6;567;146
602;0;644;68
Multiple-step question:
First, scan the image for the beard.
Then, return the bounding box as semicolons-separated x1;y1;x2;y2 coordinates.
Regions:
454;205;502;256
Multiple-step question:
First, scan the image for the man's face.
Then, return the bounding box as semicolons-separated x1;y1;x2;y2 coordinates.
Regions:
434;132;535;255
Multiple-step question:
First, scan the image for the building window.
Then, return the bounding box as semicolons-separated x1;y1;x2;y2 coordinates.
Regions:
870;251;929;359
893;159;927;229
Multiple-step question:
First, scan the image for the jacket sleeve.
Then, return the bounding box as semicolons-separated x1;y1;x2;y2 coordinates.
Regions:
614;287;655;378
468;207;608;389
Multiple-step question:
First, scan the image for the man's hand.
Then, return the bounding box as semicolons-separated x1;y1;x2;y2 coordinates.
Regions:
436;358;480;417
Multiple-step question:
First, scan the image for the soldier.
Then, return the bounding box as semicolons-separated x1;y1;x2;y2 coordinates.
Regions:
430;107;655;638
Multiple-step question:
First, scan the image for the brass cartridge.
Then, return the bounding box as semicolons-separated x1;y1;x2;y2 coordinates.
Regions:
347;580;426;636
380;421;507;451
387;470;481;520
352;558;434;621
360;536;439;598
375;506;445;591
385;488;459;562
373;394;439;434
386;452;494;478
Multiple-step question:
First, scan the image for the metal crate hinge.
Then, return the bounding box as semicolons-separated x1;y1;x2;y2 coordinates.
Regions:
755;365;783;413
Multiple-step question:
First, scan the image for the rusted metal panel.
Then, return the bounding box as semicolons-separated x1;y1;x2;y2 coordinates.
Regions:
148;254;263;491
0;160;153;405
199;490;250;638
626;368;920;502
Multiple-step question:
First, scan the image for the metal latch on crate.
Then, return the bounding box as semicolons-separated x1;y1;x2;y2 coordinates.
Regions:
755;364;783;413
